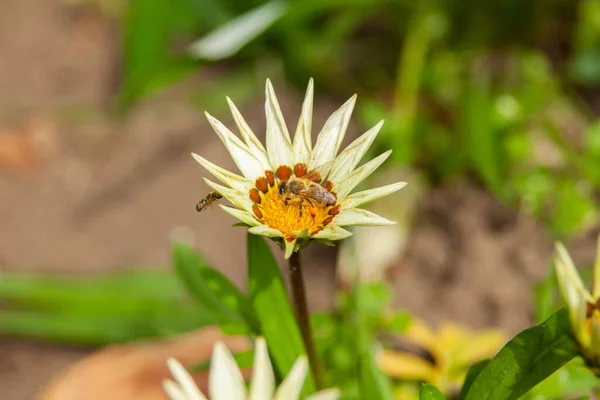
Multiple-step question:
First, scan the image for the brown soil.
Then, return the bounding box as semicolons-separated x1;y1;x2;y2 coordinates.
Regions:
1;1;599;399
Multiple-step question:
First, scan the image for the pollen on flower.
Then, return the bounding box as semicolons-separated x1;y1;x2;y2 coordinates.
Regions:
251;167;340;240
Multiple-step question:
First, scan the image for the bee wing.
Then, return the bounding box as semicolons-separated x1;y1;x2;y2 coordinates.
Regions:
298;184;331;203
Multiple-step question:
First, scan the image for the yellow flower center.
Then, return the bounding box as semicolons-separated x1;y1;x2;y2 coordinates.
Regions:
249;164;341;241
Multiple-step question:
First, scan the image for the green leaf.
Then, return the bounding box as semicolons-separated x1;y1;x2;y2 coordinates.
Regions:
420;383;447;400
533;268;559;324
463;309;578;400
355;288;394;400
458;359;490;400
173;242;258;331
460;71;503;197
117;0;200;112
191;349;254;371
247;234;315;393
0;304;213;346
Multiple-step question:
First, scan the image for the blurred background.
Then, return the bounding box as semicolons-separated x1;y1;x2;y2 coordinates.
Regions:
2;0;600;398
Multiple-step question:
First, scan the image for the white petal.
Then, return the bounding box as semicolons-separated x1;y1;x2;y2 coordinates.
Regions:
166;358;207;400
306;389;342;400
312;225;353;241
163;380;191;400
554;242;595;307
309;95;356;170
334;150;392;201
274;356;308;400
573;294;590;347
284;239;297;259
227;96;270;169
248;225;285;238
328;120;384;184
250;338;275;400
209;342;247;400
593;234;600;298
265;79;294;169
203;178;253;213
206;112;267;180
591;316;600;354
292;79;314;164
192;153;253;193
188;1;285;61
341;182;407;209
334;208;396;226
220;205;261;226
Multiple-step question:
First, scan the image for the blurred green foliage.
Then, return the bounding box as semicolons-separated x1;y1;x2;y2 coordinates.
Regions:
116;0;600;238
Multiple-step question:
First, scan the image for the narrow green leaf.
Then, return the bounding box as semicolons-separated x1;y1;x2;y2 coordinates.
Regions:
0;305;213;346
355;288;394;400
420;383;447;400
534;269;559;324
464;309;578;400
0;270;188;317
246;233;315;393
461;71;503;197
173;242;258;331
191;349;254;371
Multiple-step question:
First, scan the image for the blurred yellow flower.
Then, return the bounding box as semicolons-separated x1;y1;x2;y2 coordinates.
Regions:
377;318;506;399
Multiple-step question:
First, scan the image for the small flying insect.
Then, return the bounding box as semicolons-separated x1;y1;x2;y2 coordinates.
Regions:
196;191;223;212
279;170;336;217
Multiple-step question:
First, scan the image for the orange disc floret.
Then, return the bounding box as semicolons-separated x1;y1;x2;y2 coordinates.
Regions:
265;170;275;187
255;177;269;193
276;165;292;180
249;188;261;204
294;163;308;177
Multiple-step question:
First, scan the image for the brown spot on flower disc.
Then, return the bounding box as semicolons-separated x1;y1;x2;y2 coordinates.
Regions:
328;205;341;215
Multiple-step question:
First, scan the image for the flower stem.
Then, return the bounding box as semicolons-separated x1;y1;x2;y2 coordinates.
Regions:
289;251;323;389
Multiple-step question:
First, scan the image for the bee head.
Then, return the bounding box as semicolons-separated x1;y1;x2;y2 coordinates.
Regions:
278;181;287;196
287;179;305;194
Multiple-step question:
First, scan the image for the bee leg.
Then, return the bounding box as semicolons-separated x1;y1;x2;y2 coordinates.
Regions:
298;200;303;218
305;198;317;217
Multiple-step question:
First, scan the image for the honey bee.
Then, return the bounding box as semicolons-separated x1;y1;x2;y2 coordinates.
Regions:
196;191;223;212
279;170;336;216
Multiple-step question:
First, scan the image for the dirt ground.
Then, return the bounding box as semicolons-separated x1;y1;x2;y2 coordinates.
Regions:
1;1;599;399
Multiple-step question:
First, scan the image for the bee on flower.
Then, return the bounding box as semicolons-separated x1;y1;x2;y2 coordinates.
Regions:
193;79;406;258
554;236;600;372
163;337;339;400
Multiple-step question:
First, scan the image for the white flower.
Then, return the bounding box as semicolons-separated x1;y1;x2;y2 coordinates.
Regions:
554;237;600;362
162;337;340;400
193;79;406;258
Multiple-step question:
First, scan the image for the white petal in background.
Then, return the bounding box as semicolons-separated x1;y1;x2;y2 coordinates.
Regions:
273;357;308;400
249;338;275;400
337;168;420;285
209;342;247;400
189;1;286;61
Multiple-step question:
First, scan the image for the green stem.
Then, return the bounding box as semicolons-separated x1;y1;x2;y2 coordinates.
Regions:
289;251;323;389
